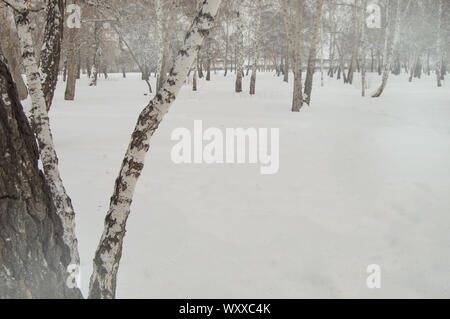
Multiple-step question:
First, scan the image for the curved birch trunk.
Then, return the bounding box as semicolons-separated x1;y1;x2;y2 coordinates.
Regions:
372;0;401;98
156;0;178;92
88;0;222;299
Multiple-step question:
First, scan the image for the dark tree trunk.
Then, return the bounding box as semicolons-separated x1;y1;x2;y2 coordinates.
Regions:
39;0;65;110
76;48;81;79
63;59;67;82
0;4;28;100
283;52;289;82
65;0;80;101
304;0;324;105
206;58;211;81
198;57;204;78
193;68;197;91
86;57;91;78
0;52;82;299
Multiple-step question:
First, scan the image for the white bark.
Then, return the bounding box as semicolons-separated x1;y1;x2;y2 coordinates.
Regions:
88;64;98;86
156;0;178;92
10;4;80;268
88;0;222;299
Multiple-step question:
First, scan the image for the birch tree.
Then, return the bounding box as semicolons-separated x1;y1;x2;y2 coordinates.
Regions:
372;0;401;98
39;0;65;110
3;0;81;268
291;0;304;112
281;0;294;83
303;0;324;105
88;0;222;299
249;0;262;95
156;0;178;92
65;0;80;101
235;9;244;93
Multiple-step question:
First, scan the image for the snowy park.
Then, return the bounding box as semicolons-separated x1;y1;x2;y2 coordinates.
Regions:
28;71;450;298
1;0;449;300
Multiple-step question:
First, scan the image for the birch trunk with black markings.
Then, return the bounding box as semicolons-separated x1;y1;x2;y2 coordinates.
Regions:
88;0;222;299
6;0;81;268
39;0;64;111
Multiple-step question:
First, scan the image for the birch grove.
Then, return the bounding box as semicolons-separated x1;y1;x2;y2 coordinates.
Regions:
0;0;449;299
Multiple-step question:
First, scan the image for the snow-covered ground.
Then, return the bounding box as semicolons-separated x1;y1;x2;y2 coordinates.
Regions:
25;71;450;298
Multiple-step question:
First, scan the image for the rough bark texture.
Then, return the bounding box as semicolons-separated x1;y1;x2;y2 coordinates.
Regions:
303;0;323;105
13;6;81;268
0;49;82;299
39;0;65;110
88;0;222;299
0;3;27;100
